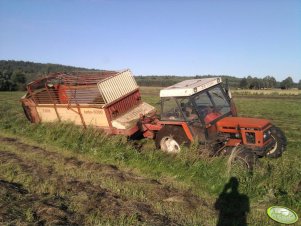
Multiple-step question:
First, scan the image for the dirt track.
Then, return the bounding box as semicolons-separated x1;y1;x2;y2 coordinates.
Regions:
0;136;210;225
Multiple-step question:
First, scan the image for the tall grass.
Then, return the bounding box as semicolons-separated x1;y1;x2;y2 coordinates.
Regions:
232;89;301;96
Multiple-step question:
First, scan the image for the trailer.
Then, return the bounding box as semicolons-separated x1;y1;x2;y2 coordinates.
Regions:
21;70;156;136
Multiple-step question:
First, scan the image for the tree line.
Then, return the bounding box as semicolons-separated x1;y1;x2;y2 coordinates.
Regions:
135;75;243;87
239;75;300;90
0;60;300;91
0;60;97;91
0;70;26;91
137;75;301;90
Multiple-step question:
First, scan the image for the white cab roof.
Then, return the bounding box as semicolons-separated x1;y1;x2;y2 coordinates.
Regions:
160;77;222;97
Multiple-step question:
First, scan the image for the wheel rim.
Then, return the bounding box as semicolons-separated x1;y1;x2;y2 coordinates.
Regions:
267;135;278;155
235;156;251;170
228;147;255;171
160;136;180;153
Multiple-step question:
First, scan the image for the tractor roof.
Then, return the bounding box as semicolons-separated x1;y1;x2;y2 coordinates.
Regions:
160;77;222;97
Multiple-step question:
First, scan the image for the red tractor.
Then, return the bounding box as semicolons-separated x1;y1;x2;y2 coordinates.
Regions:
140;77;287;169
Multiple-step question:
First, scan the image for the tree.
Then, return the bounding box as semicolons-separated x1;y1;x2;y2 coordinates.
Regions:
298;80;301;90
12;71;26;90
0;69;27;91
263;76;277;88
249;77;263;89
12;71;26;84
0;70;14;91
246;76;253;87
280;77;294;89
239;78;248;89
269;76;277;88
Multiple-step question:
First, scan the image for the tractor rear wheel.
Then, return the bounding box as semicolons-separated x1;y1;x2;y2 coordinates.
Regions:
155;125;191;153
266;126;287;158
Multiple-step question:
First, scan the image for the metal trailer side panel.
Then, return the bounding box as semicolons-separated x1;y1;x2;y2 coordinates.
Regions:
97;70;138;105
35;106;109;127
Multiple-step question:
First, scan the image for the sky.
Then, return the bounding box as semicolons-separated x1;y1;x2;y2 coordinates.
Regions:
0;0;300;82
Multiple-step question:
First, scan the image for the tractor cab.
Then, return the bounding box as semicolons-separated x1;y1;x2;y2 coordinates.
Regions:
160;77;234;140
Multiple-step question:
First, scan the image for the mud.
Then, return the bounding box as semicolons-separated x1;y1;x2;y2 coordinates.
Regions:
0;179;78;225
0;136;207;225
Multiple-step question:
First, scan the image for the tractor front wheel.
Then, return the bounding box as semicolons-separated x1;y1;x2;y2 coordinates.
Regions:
228;146;257;171
266;126;287;158
155;125;190;153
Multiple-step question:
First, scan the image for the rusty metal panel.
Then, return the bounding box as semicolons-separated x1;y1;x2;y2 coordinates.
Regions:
106;90;141;119
27;71;118;106
97;70;138;105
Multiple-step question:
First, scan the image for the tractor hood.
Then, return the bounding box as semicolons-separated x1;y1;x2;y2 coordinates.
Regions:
216;117;271;130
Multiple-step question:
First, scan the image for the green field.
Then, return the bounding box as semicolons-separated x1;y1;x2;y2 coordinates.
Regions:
232;89;301;96
0;89;300;225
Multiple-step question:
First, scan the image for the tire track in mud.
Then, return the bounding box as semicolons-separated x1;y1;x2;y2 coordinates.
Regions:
0;136;210;225
0;146;173;225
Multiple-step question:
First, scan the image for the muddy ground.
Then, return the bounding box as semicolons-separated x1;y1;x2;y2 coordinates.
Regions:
0;136;212;225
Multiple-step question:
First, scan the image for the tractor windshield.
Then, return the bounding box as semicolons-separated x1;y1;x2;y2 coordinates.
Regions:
192;85;231;124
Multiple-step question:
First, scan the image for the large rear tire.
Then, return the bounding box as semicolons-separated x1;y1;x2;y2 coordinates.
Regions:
155;125;191;153
266;126;287;158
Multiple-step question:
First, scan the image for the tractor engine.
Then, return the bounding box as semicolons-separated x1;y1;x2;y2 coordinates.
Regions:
216;117;275;156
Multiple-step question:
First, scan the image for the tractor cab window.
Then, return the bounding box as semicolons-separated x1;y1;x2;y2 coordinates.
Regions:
208;86;230;115
178;97;199;122
193;85;230;124
161;97;184;121
193;92;214;119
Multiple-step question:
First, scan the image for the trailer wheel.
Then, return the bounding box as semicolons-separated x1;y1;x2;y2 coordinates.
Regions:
266;126;287;158
155;125;190;153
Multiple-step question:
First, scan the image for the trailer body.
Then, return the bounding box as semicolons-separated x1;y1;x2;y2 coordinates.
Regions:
21;70;155;136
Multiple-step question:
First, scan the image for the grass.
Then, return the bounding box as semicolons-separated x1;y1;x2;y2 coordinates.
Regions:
0;90;301;225
232;89;301;96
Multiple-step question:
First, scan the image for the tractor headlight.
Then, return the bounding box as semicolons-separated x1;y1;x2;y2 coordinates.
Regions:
263;129;271;142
